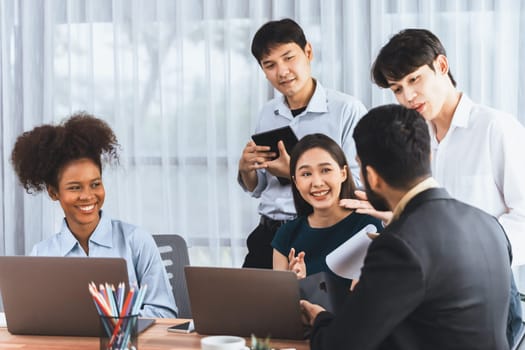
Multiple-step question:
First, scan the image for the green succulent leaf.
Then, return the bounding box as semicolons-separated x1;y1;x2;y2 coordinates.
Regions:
250;334;272;350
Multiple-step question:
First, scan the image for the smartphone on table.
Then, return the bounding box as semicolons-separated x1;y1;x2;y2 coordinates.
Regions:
167;320;195;333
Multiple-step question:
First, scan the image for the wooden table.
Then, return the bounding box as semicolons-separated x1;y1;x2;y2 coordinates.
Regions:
0;318;310;350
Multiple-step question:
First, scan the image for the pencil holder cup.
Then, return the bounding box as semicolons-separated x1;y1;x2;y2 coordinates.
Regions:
99;314;139;350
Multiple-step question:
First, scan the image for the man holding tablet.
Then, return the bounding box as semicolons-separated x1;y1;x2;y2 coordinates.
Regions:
238;18;367;269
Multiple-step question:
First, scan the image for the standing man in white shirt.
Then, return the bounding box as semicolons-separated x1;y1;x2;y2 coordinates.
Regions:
367;28;525;348
238;18;367;269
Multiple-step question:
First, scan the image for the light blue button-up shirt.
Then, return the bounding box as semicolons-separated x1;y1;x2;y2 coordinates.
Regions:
240;81;367;221
30;210;178;318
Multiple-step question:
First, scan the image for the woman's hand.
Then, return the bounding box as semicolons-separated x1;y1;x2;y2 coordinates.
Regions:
288;247;306;279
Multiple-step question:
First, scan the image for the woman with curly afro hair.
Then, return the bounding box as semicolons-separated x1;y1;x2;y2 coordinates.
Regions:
11;112;177;318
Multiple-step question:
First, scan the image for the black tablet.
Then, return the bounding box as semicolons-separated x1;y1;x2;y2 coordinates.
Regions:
251;125;299;158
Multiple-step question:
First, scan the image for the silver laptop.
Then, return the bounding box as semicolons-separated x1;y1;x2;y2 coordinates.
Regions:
0;256;154;336
184;266;308;340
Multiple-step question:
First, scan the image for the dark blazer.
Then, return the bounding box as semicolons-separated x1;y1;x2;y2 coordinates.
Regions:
309;188;511;350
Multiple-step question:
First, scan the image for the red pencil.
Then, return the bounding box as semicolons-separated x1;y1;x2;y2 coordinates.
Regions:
108;288;135;347
88;284;113;318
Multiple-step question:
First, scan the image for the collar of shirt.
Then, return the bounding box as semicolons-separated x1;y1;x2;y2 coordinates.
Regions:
430;93;474;146
391;177;440;222
274;79;328;119
450;93;474;129
58;210;113;256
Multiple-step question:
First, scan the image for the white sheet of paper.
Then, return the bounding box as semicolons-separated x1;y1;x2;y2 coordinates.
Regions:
325;224;378;280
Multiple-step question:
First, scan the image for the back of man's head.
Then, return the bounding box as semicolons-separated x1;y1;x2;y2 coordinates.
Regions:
251;18;307;63
353;104;431;190
371;28;456;88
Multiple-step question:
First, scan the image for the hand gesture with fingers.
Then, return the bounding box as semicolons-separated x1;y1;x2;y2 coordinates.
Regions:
288;247;306;279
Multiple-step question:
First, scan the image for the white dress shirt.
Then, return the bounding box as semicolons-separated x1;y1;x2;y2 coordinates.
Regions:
430;94;525;266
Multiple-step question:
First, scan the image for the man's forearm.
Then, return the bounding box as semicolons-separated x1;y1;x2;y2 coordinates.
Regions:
239;170;258;192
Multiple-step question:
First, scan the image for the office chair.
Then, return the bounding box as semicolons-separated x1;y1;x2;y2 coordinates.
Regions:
152;234;192;318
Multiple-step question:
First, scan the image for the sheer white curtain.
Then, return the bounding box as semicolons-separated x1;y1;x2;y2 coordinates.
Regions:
1;1;524;273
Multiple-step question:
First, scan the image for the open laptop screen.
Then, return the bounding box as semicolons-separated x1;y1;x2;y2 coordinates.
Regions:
185;266;308;340
0;256;146;336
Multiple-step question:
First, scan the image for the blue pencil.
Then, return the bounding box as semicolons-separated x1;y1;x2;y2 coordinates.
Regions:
117;282;125;315
131;284;148;315
105;283;117;317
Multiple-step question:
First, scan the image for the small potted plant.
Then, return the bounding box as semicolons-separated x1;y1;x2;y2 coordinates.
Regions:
250;334;272;350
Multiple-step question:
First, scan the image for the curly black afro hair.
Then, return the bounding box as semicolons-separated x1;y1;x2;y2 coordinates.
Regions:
11;112;120;193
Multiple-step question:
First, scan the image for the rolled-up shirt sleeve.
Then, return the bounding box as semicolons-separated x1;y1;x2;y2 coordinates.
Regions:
237;168;268;198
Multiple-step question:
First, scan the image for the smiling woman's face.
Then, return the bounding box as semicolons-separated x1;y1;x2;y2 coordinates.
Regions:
49;158;105;234
293;147;347;213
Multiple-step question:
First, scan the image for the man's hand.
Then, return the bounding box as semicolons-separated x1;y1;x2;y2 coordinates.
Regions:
238;140;275;172
288;248;306;279
300;299;326;326
265;141;291;179
340;190;393;224
238;140;276;191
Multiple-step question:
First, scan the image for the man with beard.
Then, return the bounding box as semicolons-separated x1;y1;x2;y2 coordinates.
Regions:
301;104;512;350
343;28;524;348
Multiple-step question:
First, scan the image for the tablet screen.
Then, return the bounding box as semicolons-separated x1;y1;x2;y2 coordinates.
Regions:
251;125;299;158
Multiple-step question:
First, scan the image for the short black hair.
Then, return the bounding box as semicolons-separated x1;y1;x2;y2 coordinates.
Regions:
372;28;456;88
251;18;307;63
290;133;357;217
352;104;431;190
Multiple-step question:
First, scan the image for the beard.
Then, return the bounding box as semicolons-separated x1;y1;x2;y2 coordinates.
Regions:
362;167;391;212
